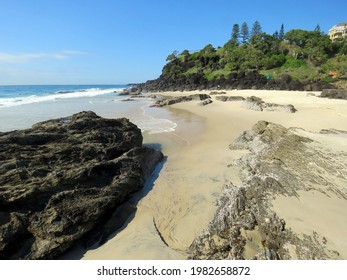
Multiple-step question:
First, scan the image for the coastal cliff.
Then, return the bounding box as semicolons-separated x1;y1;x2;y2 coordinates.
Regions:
0;111;163;259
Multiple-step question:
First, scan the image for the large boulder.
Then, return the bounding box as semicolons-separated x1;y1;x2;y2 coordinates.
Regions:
0;111;163;259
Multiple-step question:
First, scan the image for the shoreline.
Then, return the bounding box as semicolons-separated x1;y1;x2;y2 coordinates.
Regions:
81;89;347;259
4;88;346;259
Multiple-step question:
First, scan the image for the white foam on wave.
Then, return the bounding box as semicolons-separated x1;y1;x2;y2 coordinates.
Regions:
135;116;177;134
0;87;125;108
134;104;178;134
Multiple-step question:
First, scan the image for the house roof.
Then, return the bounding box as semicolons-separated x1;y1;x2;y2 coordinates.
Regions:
335;22;347;27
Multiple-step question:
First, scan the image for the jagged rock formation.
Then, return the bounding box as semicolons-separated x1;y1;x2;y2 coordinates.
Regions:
0;111;163;259
189;121;347;259
242;96;297;113
154;94;211;107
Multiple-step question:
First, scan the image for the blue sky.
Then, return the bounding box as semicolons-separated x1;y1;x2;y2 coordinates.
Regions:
0;0;346;85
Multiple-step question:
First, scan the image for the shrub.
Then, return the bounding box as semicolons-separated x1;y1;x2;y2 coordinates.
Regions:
283;58;306;68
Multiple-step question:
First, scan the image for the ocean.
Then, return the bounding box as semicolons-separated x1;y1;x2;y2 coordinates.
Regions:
0;85;177;133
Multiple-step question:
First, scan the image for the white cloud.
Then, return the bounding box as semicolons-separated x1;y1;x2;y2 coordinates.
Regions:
0;50;88;63
61;50;89;55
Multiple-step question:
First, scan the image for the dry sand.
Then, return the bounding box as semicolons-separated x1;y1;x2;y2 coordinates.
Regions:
82;89;347;259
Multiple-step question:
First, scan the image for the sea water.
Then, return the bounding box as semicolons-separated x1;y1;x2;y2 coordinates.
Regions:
0;85;177;134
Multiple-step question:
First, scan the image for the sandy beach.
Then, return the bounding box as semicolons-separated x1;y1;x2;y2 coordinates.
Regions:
81;89;347;260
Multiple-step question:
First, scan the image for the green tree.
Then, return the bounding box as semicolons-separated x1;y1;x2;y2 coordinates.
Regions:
279;24;285;40
241;46;264;70
262;54;287;69
314;24;321;32
231;24;240;44
241;22;249;43
179;50;190;62
250;33;279;54
180;50;190;57
166;50;178;62
201;44;216;56
251;20;262;38
285;29;309;47
273;30;279;40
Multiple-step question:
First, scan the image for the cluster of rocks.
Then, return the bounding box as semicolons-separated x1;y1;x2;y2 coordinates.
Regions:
118;88;142;96
0;111;163;259
320;89;347;100
241;96;297;113
135;72;333;92
118;88;157;101
153;94;211;107
189;121;347;259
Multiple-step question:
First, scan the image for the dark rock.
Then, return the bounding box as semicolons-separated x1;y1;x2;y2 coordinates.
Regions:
242;96;297;113
215;96;228;102
215;96;245;102
242;96;264;111
121;98;137;102
0;111;163;259
198;99;213;106
118;89;130;96
263;103;297;113
135;66;336;93
320;89;347;100
154;94;210;107
281;74;292;83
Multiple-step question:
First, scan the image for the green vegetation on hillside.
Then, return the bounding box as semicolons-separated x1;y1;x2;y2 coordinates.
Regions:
163;22;347;87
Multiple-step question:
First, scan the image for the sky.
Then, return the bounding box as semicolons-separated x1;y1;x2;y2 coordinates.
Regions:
0;0;346;85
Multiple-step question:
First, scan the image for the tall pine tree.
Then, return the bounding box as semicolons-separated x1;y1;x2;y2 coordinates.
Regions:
315;24;321;32
251;20;262;37
231;24;240;44
279;24;285;40
241;22;249;43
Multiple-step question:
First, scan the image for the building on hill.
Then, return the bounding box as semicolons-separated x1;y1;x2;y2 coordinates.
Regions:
329;22;347;41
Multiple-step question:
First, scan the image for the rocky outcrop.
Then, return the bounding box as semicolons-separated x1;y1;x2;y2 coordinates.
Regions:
136;71;333;92
154;94;211;107
0;111;163;259
320;89;347;100
189;121;347;259
242;96;297;113
118;88;142;96
215;96;245;102
198;99;213;106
